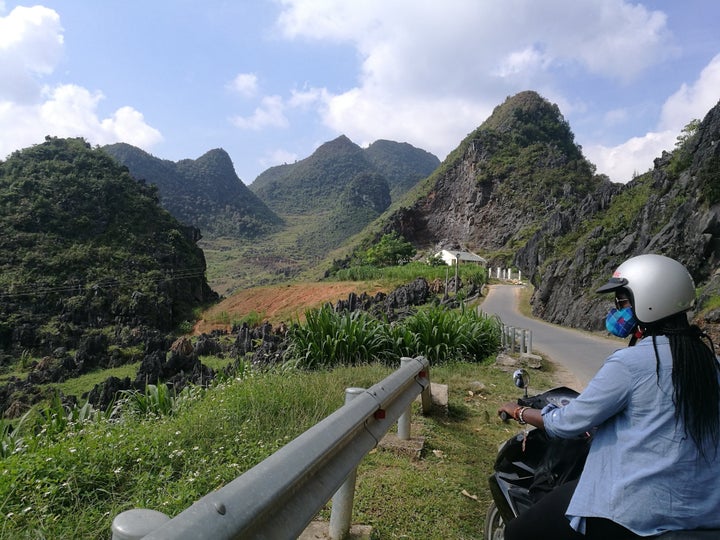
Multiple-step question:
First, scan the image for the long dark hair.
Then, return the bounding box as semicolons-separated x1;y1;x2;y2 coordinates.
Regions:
645;312;720;458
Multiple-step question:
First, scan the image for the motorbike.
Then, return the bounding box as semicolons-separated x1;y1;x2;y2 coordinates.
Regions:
485;369;720;540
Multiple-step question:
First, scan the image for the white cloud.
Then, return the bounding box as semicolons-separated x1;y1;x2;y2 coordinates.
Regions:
288;86;328;109
0;84;162;158
227;73;259;97
584;130;675;183
0;6;162;159
493;46;551;79
231;95;288;130
659;53;720;131
585;53;720;183
553;0;673;82
275;0;676;163
100;106;163;148
259;148;298;172
0;5;63;103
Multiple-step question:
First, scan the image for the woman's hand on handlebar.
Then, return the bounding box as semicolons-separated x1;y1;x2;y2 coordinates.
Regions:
498;402;519;422
498;402;545;429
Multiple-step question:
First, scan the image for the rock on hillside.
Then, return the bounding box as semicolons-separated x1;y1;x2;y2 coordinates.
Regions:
103;143;282;238
381;91;609;262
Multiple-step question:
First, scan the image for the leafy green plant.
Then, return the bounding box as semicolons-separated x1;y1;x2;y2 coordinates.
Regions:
238;310;264;327
1;410;32;458
390;304;501;364
286;306;391;368
118;383;182;418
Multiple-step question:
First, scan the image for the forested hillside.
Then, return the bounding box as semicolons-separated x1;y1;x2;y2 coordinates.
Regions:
248;135;437;258
103;143;282;238
0;137;217;364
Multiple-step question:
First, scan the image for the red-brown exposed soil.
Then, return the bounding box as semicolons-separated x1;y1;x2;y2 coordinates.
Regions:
193;281;388;335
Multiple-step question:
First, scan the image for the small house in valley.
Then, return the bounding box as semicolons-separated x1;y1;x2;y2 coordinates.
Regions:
434;249;487;266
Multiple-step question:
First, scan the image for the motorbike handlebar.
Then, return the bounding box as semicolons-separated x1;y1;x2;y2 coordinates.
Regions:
499;410;510;422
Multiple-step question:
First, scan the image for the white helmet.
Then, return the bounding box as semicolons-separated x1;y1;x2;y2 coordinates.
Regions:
596;254;695;324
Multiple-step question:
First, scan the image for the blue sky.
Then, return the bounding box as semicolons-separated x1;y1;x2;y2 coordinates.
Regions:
1;1;719;185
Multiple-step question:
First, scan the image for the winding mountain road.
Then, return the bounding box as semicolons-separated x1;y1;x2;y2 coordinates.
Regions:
480;285;625;388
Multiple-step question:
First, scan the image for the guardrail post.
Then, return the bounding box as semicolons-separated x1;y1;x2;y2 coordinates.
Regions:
328;387;365;540
418;357;432;415
525;329;533;354
398;358;414;439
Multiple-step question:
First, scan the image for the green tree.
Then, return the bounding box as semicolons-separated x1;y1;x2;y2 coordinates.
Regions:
363;233;416;267
675;119;701;149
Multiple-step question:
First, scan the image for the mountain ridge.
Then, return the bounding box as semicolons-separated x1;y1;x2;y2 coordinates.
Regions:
103;143;283;238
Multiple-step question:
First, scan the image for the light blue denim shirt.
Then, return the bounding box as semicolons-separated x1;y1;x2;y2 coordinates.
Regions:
543;335;720;535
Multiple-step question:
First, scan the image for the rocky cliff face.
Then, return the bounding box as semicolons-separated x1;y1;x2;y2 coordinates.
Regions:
384;91;608;263
526;98;720;336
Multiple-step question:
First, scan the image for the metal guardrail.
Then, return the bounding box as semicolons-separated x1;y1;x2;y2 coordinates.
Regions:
112;356;432;540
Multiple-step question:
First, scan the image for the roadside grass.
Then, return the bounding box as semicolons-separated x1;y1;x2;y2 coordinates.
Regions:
348;360;555;539
0;359;556;539
47;362;141;398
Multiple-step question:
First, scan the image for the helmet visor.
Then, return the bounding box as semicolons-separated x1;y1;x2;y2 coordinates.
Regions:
596;277;628;294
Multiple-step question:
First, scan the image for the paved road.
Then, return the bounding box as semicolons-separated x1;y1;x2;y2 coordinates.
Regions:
480;284;625;388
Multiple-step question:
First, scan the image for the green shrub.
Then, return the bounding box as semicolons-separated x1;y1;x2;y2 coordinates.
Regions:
358;232;416;267
118;383;202;418
286;303;501;369
286;306;391;368
390;304;501;364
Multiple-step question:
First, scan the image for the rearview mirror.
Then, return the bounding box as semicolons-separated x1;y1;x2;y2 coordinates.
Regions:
513;369;529;396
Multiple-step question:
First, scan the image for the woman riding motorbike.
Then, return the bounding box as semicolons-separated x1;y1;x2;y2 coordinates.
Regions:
498;254;720;539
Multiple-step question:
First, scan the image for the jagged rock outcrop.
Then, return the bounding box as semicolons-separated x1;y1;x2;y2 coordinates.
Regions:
382;91;607;264
525;98;720;336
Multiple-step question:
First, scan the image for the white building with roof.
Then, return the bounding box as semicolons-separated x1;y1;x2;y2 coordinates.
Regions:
434;249;487;266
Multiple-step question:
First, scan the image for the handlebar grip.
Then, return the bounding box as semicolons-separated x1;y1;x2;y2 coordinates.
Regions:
499;411;510;422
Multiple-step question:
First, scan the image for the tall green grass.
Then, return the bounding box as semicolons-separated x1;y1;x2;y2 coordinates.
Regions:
287;307;391;368
0;367;388;538
389;304;501;364
329;261;487;287
286;303;501;368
